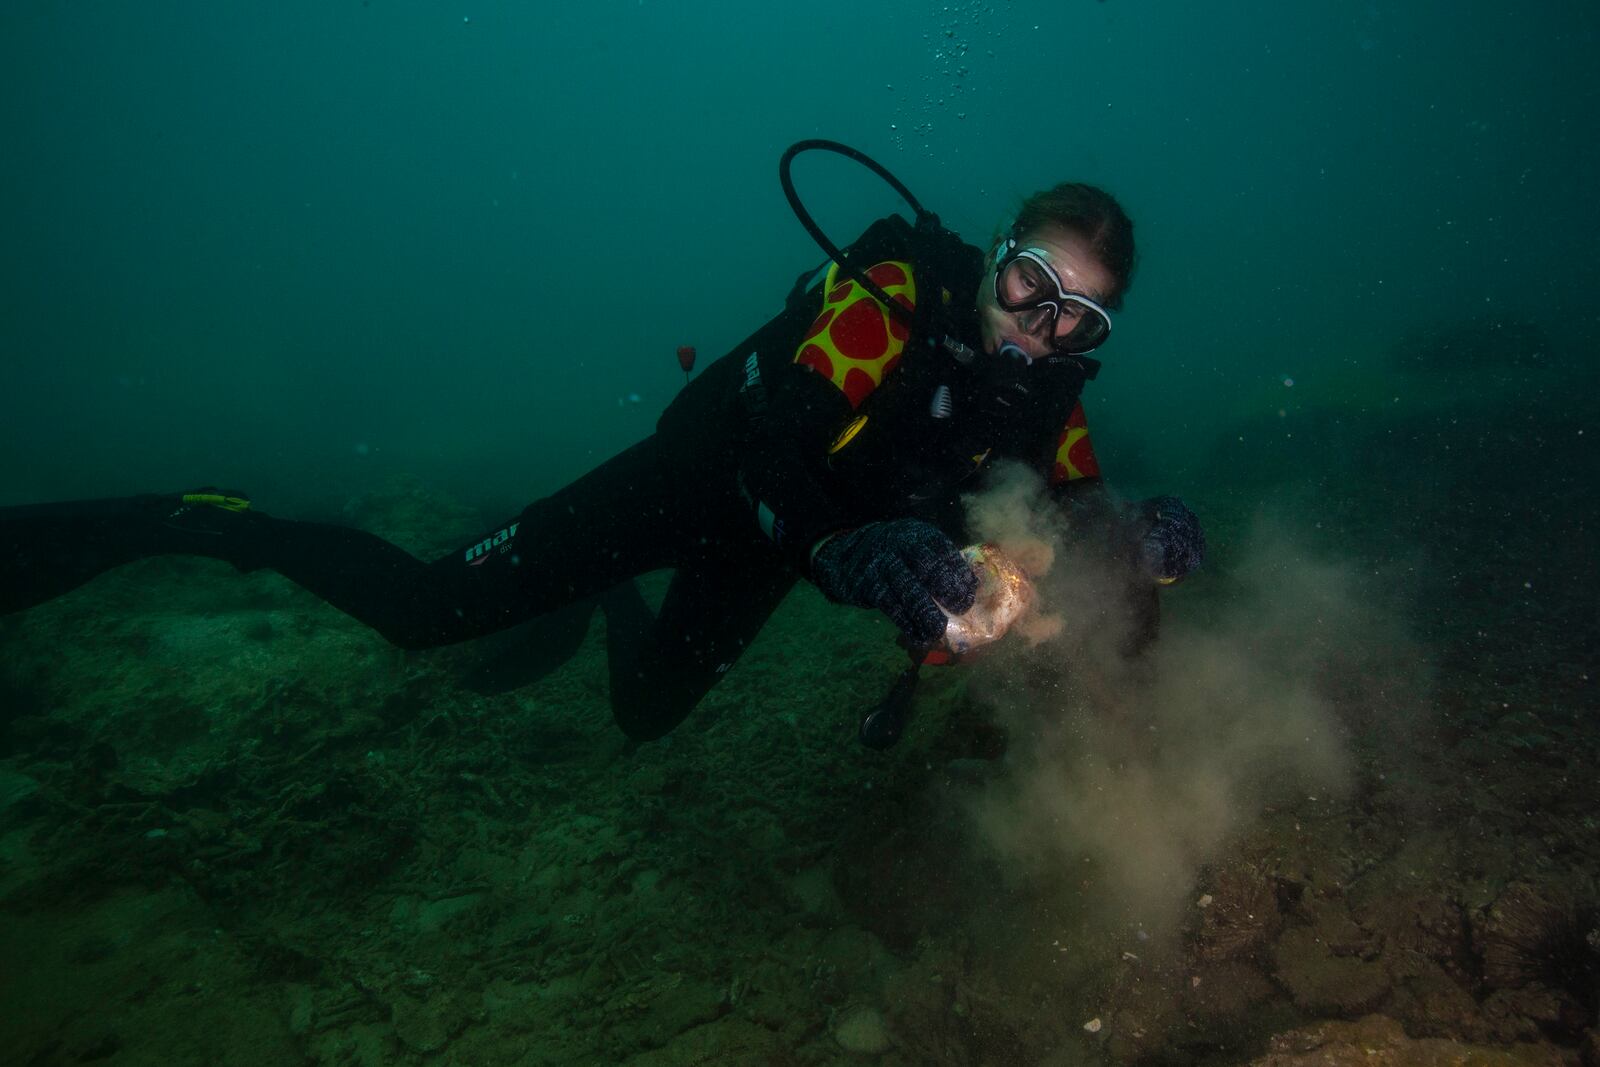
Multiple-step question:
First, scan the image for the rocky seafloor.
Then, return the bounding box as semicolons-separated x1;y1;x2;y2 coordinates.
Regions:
1;351;1596;1066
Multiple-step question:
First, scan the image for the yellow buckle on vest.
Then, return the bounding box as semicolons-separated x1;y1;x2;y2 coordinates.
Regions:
829;415;869;454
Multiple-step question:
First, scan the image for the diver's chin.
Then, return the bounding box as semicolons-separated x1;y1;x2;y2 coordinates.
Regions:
977;332;1010;357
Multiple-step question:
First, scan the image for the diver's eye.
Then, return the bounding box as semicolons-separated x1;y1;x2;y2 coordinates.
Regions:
1013;261;1044;294
1001;258;1049;305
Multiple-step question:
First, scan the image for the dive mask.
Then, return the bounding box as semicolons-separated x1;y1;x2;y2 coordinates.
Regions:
993;237;1113;356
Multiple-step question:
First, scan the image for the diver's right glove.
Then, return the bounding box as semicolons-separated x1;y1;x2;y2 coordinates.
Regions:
809;519;978;647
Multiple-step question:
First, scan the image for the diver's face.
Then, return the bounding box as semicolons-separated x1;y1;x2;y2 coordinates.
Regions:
978;225;1116;359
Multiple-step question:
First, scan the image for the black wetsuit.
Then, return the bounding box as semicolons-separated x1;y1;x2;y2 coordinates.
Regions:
0;215;1137;740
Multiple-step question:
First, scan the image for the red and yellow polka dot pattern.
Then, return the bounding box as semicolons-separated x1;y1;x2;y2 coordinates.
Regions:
1050;401;1101;485
795;260;917;409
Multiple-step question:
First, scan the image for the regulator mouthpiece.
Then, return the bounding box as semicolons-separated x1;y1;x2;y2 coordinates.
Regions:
997;341;1032;364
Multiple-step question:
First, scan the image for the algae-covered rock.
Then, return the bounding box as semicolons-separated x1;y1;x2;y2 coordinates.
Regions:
285;983;315;1036
1183;959;1278;1033
606;974;728;1049
416;890;487;933
307;1022;394;1067
621;1017;795;1066
1272;925;1391;1016
338;474;485;560
816;925;893;984
1383;957;1492;1042
390;992;453;1054
831;1003;893;1054
1357;890;1473;978
782;862;842;916
0;766;39;808
1244;1013;1569;1066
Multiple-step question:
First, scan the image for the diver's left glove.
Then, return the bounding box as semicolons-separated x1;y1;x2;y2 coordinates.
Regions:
1132;496;1205;585
809;519;979;647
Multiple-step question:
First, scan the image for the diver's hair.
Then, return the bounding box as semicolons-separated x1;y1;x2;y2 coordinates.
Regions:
1012;183;1136;310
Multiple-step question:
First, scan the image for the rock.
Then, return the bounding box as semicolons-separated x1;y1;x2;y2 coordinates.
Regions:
1382;958;1489;1041
1309;909;1379;959
308;1022;393;1067
816;926;891;982
66;1027;122;1062
1272;926;1391;1017
286;983;315;1036
1580;1027;1600;1067
832;1004;893;1054
1184;959;1278;1031
0;768;40;811
1482;987;1564;1044
391;993;451;1054
416;891;485;933
1357;891;1472;978
622;1018;795;1066
783;864;841;916
642;977;728;1046
1243;1013;1570;1066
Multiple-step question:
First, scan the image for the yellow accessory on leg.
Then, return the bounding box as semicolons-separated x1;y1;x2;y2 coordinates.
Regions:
180;493;251;513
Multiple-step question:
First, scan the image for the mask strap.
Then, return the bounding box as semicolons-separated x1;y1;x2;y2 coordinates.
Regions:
991;218;1019;266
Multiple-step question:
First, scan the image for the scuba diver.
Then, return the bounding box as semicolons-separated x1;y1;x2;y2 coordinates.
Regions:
0;141;1203;748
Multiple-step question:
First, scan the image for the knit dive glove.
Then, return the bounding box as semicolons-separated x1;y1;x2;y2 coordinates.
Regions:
1133;496;1205;585
809;519;979;647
